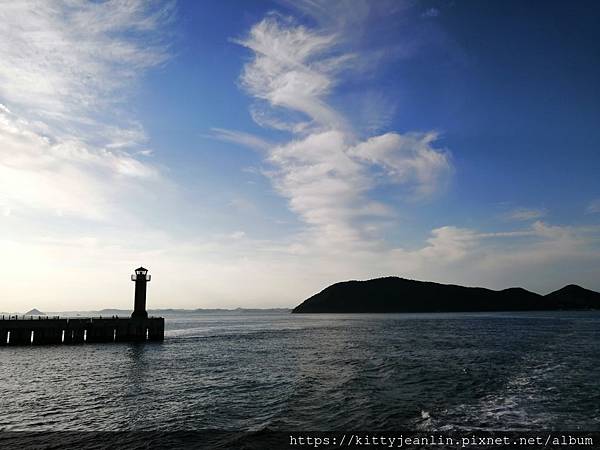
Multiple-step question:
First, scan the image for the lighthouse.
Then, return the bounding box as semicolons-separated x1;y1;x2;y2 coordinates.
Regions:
131;266;151;319
0;267;163;346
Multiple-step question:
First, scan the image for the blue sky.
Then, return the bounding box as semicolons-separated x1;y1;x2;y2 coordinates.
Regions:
0;0;599;310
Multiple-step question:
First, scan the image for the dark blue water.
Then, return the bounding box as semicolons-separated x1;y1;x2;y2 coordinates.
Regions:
0;312;598;431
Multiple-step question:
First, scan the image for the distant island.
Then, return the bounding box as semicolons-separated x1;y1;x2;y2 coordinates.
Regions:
292;277;600;313
2;308;292;316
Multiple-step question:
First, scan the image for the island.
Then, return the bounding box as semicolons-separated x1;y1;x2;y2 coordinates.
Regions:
292;277;600;313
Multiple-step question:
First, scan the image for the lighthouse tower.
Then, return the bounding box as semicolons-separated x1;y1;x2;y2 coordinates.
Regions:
131;267;151;319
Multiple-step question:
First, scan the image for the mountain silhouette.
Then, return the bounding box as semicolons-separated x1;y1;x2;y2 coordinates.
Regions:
545;284;600;308
292;277;600;313
25;308;46;315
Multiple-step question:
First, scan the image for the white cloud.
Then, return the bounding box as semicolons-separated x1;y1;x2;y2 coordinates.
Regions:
0;0;171;124
416;226;479;262
210;127;272;152
504;207;547;221
237;16;349;130
586;198;600;214
0;1;171;221
236;12;452;249
249;103;311;133
0;105;157;220
267;130;377;244
349;131;451;197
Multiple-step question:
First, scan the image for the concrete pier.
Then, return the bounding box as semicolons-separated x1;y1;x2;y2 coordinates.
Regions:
0;317;164;346
1;267;165;346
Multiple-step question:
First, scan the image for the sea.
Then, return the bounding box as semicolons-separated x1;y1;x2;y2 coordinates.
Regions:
0;311;599;443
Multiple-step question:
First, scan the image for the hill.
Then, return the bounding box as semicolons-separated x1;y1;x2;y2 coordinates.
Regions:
545;284;600;308
292;277;600;313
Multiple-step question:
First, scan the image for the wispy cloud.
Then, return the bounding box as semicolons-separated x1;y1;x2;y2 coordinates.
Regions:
236;15;349;130
0;0;171;124
0;0;173;221
0;104;158;220
236;8;451;246
504;207;547;221
210;128;272;152
586;198;600;214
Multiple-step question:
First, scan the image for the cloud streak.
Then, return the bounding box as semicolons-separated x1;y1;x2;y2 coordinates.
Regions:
0;104;158;220
236;11;451;246
0;0;172;221
586;198;600;214
210;127;272;152
504;207;547;221
0;0;171;123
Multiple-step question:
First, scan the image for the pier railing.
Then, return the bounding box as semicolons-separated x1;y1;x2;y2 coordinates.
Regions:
1;315;61;320
1;315;161;320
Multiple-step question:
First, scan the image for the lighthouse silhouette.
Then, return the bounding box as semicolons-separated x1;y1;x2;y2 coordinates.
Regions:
131;266;150;319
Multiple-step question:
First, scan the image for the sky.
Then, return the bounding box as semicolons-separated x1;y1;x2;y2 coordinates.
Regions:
0;0;599;311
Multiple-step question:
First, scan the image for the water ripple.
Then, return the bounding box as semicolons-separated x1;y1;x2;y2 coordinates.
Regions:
0;311;599;431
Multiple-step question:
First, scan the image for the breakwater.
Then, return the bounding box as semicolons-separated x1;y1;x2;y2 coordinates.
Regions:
0;316;164;345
